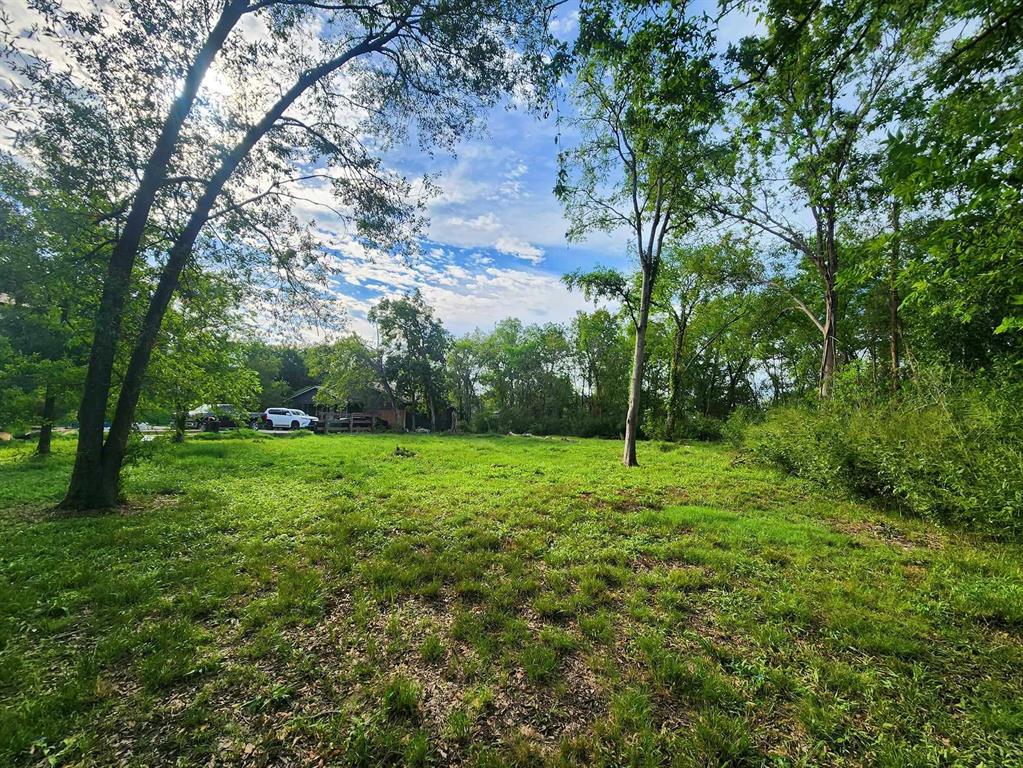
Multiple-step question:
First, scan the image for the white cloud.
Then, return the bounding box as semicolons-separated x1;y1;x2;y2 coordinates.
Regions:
494;237;544;264
299;233;599;339
415;265;594;335
445;212;501;231
549;10;580;40
505;162;528;179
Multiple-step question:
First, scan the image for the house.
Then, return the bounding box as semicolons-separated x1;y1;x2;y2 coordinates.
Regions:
285;385;409;432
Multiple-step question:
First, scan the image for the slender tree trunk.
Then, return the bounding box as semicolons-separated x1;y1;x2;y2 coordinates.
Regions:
889;199;902;391
623;268;654;467
61;1;247;510
819;278;838;397
37;386;56;456
725;365;736;410
819;216;840;398
173;411;186;443
664;316;687;441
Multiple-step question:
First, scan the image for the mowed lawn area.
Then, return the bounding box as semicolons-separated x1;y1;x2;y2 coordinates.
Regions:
1;434;1021;767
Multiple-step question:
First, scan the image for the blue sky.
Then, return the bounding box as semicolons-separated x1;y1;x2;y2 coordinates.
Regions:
315;12;626;338
309;0;763;339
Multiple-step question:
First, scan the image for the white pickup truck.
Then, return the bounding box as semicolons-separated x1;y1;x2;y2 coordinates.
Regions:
258;408;318;431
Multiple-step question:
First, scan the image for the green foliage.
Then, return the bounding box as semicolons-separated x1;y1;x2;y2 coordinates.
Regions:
740;368;1023;537
885;0;1023;355
142;279;260;432
370;290;451;429
244;342;315;409
645;409;724;442
307;334;389;412
0;155;99;433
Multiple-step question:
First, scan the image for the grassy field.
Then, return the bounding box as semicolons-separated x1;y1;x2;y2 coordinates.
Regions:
1;432;1021;767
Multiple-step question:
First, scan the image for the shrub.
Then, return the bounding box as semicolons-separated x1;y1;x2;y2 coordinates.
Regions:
740;367;1023;539
643;409;726;442
741;406;850;488
721;405;763;447
679;413;726;441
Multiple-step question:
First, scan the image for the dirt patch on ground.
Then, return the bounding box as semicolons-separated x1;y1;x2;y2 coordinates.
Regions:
829;516;944;551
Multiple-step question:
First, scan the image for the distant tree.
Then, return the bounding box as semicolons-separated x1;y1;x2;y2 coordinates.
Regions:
446;334;486;426
142;279;260;441
570;309;629;420
279;349;314;392
307;334;403;430
369;290;450;431
558;1;726;465
653;241;759;439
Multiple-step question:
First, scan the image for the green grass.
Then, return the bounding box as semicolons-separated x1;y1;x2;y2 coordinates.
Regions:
1;432;1021;766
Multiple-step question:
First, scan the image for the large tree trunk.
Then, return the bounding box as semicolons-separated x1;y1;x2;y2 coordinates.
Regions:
61;2;247;511
623;268;654;467
37;386;56;456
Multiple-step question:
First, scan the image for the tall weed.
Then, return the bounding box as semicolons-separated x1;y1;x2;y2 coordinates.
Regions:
737;366;1023;538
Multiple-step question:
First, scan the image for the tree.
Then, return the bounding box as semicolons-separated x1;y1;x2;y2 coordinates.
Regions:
446;334;486;426
652;241;759;439
558;0;726;465
4;0;561;508
369;290;450;431
0;155;102;452
142;279;260;441
724;0;937;396
570;309;629;421
883;0;1023;366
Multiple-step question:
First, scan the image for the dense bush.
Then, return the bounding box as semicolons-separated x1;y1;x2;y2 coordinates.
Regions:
468;410;623;438
735;367;1023;538
643;409;726;442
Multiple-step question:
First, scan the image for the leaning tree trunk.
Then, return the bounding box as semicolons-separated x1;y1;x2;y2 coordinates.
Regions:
623;269;654;467
87;28;404;499
37;386;56;456
61;1;247;511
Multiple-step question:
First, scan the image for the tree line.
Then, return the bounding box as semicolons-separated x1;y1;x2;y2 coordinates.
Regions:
305;246;767;439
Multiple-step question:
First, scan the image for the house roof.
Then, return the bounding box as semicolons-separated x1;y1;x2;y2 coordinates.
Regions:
286;383;411;410
286;385;320;402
